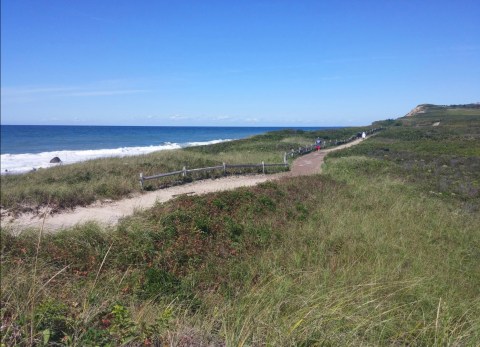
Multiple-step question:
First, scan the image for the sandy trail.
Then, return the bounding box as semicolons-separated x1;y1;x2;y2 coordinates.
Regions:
1;138;365;232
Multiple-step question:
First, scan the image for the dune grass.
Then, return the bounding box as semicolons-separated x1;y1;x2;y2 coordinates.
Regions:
2;167;479;345
1;105;479;345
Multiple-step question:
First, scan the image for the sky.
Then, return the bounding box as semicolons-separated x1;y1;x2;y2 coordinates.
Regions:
1;0;479;127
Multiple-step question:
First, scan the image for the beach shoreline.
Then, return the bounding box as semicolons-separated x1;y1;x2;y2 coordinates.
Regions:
1;125;334;174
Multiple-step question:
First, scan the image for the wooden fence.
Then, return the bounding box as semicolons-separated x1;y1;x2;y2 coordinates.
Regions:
139;127;385;189
139;161;288;189
286;127;385;159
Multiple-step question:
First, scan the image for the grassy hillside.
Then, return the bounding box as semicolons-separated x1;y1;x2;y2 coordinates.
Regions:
328;105;480;211
1;105;479;345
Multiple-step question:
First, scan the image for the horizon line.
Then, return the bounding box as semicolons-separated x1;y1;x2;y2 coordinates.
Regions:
0;124;350;128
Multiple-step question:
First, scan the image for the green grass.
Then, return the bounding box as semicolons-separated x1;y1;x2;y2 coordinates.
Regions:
327;106;480;211
1;104;479;345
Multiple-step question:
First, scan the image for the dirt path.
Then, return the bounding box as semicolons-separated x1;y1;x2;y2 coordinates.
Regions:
1;138;365;232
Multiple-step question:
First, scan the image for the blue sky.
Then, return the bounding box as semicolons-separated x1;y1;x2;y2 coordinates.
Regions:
1;0;479;126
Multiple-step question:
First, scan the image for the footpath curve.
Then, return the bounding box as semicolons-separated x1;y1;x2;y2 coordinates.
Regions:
2;138;365;232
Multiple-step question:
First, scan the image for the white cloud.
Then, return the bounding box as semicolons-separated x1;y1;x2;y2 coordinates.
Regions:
169;114;190;121
64;89;148;97
1;82;149;103
215;115;232;120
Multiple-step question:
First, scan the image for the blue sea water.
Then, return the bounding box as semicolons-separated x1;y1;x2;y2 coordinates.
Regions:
1;125;330;174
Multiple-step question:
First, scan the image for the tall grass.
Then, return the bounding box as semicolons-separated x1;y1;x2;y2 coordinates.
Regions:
191;160;479;345
2;167;479;345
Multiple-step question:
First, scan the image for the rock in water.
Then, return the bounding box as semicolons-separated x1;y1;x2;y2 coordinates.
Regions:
50;157;62;163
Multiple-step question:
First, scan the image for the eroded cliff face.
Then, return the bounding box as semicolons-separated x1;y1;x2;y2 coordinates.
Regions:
404;103;480;118
404;104;428;117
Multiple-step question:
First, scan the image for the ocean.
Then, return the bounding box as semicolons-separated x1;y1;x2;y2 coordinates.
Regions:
1;125;329;174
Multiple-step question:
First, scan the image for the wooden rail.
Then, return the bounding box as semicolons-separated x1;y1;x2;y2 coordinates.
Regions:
139;127;385;189
140;161;288;189
287;127;385;159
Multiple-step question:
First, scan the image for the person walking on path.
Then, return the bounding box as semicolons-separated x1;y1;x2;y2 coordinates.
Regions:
361;132;366;139
315;137;322;151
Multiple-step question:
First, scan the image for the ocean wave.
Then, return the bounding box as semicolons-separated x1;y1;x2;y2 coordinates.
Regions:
184;139;230;147
1;139;231;175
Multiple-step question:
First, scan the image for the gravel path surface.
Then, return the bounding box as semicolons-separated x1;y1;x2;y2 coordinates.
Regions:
1;138;365;232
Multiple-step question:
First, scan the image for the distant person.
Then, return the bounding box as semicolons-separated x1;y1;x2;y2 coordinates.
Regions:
362;132;366;139
315;137;322;151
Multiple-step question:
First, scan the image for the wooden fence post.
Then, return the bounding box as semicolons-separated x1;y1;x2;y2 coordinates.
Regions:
223;162;226;175
182;166;186;177
139;173;144;190
262;161;265;174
